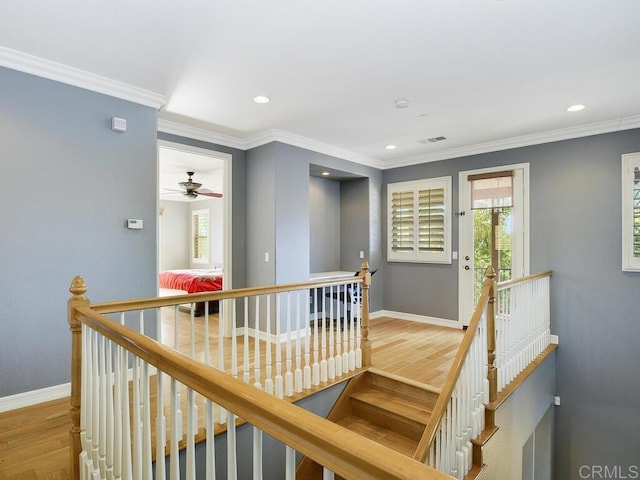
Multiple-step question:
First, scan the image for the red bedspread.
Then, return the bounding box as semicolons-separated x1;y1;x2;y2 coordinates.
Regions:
159;269;223;294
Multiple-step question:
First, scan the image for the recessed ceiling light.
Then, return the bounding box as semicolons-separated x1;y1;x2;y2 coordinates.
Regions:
567;104;585;112
385;144;397;150
321;171;330;176
419;113;429;118
253;95;270;104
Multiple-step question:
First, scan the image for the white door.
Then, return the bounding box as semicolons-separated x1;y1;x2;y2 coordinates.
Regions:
458;163;529;325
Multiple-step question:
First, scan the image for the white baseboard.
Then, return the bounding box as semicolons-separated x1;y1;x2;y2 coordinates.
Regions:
370;309;462;329
0;382;71;413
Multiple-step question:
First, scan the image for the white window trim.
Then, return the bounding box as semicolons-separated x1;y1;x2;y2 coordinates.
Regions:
622;152;640;271
387;176;452;264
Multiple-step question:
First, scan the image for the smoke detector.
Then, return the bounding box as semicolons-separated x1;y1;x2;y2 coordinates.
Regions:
395;99;410;109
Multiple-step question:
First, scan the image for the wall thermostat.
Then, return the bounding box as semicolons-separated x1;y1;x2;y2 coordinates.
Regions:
127;218;143;229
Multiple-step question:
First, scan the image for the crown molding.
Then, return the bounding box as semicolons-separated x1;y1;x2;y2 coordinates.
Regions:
383;114;640;169
157;118;248;150
157;120;384;169
0;46;166;109
244;129;384;169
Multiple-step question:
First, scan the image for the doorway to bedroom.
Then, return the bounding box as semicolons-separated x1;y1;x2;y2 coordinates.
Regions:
158;140;232;303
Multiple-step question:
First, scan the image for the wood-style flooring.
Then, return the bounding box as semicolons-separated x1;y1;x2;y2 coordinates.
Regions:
0;316;463;479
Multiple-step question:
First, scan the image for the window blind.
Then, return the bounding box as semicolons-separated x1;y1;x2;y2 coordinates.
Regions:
469;170;514;209
193;210;209;261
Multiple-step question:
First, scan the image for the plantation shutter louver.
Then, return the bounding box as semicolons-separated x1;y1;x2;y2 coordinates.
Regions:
418;188;445;252
391;191;415;252
192;209;209;263
634;167;640;257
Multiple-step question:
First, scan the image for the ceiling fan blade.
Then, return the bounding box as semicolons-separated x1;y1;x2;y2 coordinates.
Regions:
197;191;223;198
195;188;223;198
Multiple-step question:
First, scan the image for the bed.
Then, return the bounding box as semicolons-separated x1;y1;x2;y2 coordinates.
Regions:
159;268;223;315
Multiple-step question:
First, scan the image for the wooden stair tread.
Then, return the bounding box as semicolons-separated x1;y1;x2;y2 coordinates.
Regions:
350;388;432;424
336;414;418;457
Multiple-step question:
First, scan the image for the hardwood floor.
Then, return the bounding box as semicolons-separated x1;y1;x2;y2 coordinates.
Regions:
0;316;463;479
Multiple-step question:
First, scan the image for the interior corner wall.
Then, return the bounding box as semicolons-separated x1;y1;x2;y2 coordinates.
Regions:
160;200;190;270
0;66;158;397
157;132;247;289
383;128;640;477
340;178;370;272
244;142;383;311
309;176;341;273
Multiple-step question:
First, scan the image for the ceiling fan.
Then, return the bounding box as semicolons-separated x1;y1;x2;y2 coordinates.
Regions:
164;171;223;199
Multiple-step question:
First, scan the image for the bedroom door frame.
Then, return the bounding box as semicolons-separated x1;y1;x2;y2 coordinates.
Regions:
157;139;234;336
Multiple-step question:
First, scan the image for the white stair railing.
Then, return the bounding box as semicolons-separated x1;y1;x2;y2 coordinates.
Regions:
68;270;449;480
495;272;552;392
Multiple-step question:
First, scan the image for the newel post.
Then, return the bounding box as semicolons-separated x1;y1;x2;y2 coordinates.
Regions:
485;267;498;404
68;276;89;480
360;260;372;367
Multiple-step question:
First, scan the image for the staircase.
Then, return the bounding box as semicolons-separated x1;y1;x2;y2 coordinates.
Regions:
296;369;440;479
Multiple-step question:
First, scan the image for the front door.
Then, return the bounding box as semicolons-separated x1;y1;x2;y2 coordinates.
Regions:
458;164;529;325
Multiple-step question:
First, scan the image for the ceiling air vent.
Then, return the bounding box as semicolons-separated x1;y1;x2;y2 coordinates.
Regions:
418;136;447;144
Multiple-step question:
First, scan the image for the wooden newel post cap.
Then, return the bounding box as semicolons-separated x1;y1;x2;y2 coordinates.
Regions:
484;266;496;281
69;276;88;299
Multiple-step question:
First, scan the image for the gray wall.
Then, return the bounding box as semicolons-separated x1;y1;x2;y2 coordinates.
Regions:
340;178;370;272
245;142;383;311
309;176;341;273
480;351;556;480
159;200;190;270
383;128;640;477
0;67;159;396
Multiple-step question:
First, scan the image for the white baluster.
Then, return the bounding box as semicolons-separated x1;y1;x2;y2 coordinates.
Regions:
206;399;216;480
341;289;349;372
327;285;335;380
252;427;263;480
303;291;312;390
294;291;303;393
265;295;274;395
275;293;284;398
244;297;250;384
285;292;294;397
320;286;328;383
312;288;320;386
232;298;238;379
217;300;227;424
186;388;196;480
285;446;296;480
227;412;238;480
254;295;262;390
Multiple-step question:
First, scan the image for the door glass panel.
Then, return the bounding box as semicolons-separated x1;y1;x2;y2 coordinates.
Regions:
473;207;513;304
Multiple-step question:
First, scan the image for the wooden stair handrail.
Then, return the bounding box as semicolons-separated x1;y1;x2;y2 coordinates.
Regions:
413;270;495;463
91;275;366;314
69;275;448;480
496;270;552;291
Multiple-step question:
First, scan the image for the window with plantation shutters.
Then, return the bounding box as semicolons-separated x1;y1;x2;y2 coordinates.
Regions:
622;152;640;271
192;208;210;264
388;177;451;263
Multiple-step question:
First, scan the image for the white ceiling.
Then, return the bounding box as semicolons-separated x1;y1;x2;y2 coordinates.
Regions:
1;0;639;168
